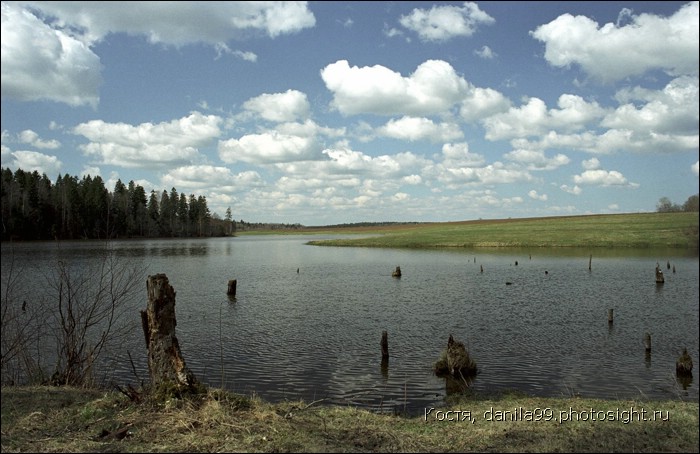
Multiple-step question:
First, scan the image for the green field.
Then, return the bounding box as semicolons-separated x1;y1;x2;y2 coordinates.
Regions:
299;212;699;249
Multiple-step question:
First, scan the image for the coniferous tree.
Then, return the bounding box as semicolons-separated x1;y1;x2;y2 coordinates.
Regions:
177;193;189;236
159;190;172;237
147;190;160;237
111;180;128;238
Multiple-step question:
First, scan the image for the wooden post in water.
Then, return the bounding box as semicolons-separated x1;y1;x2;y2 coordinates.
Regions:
227;279;237;297
589;254;592;271
141;274;198;391
655;264;665;284
392;266;402;278
644;333;652;353
608;308;614;324
676;348;693;376
381;331;389;359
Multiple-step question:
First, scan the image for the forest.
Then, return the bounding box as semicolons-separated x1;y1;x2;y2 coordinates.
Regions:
0;167;232;241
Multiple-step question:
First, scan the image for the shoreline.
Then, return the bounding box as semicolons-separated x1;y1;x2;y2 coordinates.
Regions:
2;385;698;452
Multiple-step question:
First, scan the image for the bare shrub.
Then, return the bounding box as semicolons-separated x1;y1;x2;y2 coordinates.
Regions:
1;248;47;384
45;245;145;387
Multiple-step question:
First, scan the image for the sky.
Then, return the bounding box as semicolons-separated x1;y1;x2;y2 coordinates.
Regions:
1;1;698;226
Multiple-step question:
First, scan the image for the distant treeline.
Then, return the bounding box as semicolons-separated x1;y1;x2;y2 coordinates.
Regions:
656;195;699;213
234;221;304;231
1;167;234;241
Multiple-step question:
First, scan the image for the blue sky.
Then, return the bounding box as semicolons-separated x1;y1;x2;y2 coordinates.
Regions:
1;1;698;225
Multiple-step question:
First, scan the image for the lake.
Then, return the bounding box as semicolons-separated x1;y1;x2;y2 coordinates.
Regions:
1;236;698;415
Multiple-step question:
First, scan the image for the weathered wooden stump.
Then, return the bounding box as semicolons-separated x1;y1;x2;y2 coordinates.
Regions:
141;274;198;394
227;279;237;297
434;334;477;379
589;254;592;271
392;266;401;278
676;348;693;376
608;308;614;324
655;265;665;284
644;333;652;352
381;330;389;359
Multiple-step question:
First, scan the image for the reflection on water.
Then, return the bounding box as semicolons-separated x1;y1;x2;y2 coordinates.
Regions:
2;236;698;415
677;374;694;391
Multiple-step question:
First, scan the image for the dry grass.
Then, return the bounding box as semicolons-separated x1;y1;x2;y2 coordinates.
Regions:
2;386;697;453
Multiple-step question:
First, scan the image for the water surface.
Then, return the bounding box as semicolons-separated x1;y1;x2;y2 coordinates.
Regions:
2;236;697;415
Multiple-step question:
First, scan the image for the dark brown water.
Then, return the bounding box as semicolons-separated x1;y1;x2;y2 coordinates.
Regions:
2;236;698;415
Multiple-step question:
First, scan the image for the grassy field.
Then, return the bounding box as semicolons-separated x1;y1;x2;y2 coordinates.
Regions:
1;386;698;453
296;212;699;249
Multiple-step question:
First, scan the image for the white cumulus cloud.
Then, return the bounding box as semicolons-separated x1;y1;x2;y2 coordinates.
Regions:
242;89;311;122
1;2;101;107
531;2;699;82
399;2;495;42
74;112;222;168
377;116;463;142
321;59;469;116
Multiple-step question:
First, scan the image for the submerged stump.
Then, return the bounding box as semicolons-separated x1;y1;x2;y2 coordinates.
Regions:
381;330;389;359
392;266;402;278
655;264;665;284
434;334;477;379
141;274;199;395
644;333;652;353
676;348;693;376
227;279;237;297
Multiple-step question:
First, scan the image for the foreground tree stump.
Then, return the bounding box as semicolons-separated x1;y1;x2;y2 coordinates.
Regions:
141;274;199;395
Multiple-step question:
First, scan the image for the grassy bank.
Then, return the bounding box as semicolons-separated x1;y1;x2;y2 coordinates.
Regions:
1;386;697;453
302;212;699;249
